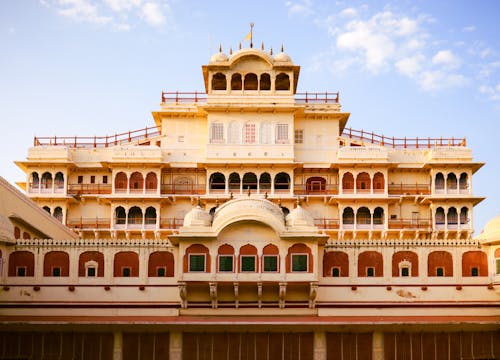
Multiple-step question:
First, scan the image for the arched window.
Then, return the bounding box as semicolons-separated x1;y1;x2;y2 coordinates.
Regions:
356;207;371;226
115;206;126;225
184;244;210;272
231;73;242;90
43;206;51;215
22;232;31;240
447;207;458;226
228;121;240;144
129;172;144;192
145;207;157;226
145;172;157;192
275;73;290;91
148;251;174;277
373;207;384;225
356;172;371;192
212;72;226;90
8;251;35;277
260;122;272;144
54;172;64;190
392;251;418;277
229;172;240;191
210;122;224;143
435;173;445;190
274;172;290;190
78;251;104;277
260;73;271;90
323;251;348;277
447;173;457;190
14;226;21;239
262;244;279;272
373;172;384;192
435;207;445;226
342;207;354;225
259;172;271;191
459;173;468;190
31;172;39;189
41;172;52;190
244;73;258;90
115;172;127;192
342;173;354;193
428;251;453;277
242;172;257;190
286;243;312;273
239;244;258;272
460;207;469;225
358;251;383;277
128;207;143;226
114;251;139;277
43;251;69;277
462;251;487;277
306;177;326;194
209;172;225;191
217;244;235;272
53;207;63;222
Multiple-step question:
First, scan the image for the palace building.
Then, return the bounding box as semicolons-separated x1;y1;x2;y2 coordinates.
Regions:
1;43;499;360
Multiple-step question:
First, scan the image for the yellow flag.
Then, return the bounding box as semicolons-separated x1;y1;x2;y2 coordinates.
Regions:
243;31;252;41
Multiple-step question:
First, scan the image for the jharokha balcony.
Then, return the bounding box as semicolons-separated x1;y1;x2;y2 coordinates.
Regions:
68;183;112;195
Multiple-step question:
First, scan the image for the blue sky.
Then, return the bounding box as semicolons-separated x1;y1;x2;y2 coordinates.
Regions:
0;0;499;233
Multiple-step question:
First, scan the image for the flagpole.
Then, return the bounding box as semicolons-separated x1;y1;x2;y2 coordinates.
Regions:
250;22;254;48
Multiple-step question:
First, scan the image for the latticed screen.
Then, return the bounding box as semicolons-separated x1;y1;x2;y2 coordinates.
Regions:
244;123;256;143
189;254;205;272
219;256;233;272
292;254;307;272
210;123;224;142
241;256;255;271
263;255;278;272
276;124;288;143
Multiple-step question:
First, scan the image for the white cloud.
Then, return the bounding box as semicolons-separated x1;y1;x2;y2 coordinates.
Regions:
141;2;166;26
104;0;141;12
462;25;476;32
286;0;314;17
479;84;500;101
432;50;461;69
395;55;424;77
339;7;357;18
57;0;112;24
418;70;467;91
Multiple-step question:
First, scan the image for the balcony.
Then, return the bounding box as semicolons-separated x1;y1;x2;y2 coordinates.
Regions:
314;218;340;229
388;218;432;231
161;184;206;195
388;184;430;196
294;184;339;196
28;182;65;194
68;183;112;195
67;218;111;230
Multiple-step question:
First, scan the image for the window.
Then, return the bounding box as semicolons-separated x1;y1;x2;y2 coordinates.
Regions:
78;175;83;184
276;124;288;143
332;267;340;277
294;129;304;144
87;267;96;277
157;267;166;277
90;175;95;184
122;267;131;277
291;254;308;272
218;256;233;272
210;123;224;143
401;267;409;277
244;123;256;144
103;176;108;184
17;267;26;277
497;259;500;275
367;267;375;277
52;267;61;277
471;267;479;277
436;267;444;277
241;256;256;272
263;255;278;272
189;254;205;272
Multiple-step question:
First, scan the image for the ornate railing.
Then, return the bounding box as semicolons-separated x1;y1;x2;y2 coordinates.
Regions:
388;184;431;195
68;184;112;195
341;127;466;149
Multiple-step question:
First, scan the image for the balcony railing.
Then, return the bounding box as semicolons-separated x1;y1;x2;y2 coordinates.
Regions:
294;184;339;195
314;218;340;229
342;127;466;149
161;184;206;195
388;218;432;230
388;184;431;195
67;218;111;230
295;92;339;103
68;183;112;195
33;125;160;148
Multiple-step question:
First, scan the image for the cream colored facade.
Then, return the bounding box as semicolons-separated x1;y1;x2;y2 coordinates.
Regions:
1;45;499;359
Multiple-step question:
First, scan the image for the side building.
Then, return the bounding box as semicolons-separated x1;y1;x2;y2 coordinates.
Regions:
1;45;499;360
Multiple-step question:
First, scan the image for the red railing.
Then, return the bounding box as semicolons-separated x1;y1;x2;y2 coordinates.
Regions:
295;92;339;103
314;218;340;229
33;125;160;148
294;184;339;195
388;218;431;230
388;184;431;195
68;183;112;195
161;184;206;195
67;218;111;230
341;127;466;148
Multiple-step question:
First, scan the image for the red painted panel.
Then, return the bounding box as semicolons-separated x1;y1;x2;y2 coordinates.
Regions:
358;251;383;277
148;251;174;277
78;251;105;277
392;251;418;277
8;251;35;276
262;244;279;254
218;244;234;255
323;251;348;277
428;251;453;277
113;251;139;277
462;251;488;276
43;251;70;277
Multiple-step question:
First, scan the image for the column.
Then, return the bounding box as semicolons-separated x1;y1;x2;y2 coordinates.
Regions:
313;331;327;360
169;331;182;360
372;331;384;360
113;331;123;360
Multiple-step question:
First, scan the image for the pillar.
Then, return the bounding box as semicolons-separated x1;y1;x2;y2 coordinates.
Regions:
313;331;327;360
113;332;123;360
372;331;384;360
169;331;182;360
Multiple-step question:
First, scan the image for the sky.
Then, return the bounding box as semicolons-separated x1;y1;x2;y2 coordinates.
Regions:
0;0;499;233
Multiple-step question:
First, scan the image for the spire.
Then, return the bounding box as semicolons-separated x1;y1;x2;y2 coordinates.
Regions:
281;43;284;52
261;42;264;50
239;42;242;50
219;44;222;53
270;47;273;55
229;47;233;55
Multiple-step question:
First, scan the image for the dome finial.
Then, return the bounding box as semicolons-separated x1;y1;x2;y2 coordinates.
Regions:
261;42;264;50
219;44;222;53
239;42;242;50
270;47;273;55
281;43;284;52
229;47;233;55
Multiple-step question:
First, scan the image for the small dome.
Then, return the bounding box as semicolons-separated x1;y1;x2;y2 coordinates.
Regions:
476;214;500;245
285;205;314;227
274;51;292;62
210;51;229;63
0;214;14;242
183;205;212;227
